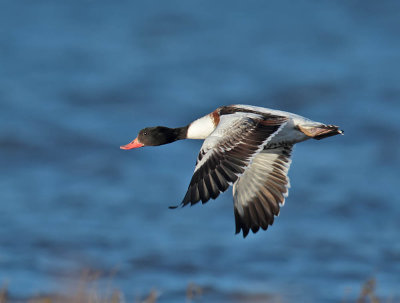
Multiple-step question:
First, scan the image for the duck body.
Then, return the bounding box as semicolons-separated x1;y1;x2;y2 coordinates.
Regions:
121;104;342;237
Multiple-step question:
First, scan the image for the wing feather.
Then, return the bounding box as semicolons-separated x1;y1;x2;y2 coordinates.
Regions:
176;113;288;208
233;145;293;237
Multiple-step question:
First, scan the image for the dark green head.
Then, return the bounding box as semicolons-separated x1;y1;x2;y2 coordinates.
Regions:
120;126;188;149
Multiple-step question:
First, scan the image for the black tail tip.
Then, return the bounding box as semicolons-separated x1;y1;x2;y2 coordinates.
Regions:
313;126;343;140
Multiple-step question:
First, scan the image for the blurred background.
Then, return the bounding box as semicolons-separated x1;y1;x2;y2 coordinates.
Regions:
1;0;399;302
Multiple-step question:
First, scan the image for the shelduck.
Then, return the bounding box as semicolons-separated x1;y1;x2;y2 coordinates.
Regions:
121;104;343;237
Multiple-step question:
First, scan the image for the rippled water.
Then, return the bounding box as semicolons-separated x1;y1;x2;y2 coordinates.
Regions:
1;1;400;302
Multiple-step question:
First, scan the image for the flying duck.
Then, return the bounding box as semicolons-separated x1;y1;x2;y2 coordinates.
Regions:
121;104;343;237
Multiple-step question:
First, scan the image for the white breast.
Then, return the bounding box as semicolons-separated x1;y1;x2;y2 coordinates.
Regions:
187;114;216;139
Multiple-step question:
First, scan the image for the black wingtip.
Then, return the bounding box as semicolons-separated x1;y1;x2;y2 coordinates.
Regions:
234;208;250;238
169;205;179;209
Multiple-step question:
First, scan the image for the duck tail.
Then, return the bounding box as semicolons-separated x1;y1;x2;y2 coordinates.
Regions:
298;124;344;140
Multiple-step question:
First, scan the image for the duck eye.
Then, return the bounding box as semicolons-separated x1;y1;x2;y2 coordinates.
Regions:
143;132;148;136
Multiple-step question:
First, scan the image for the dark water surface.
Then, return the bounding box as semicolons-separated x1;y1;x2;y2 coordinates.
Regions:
1;1;400;302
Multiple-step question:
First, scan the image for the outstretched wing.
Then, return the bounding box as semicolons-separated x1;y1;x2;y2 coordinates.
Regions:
176;112;288;208
232;145;293;237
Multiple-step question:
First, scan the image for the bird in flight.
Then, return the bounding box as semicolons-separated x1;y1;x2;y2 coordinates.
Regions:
121;104;343;237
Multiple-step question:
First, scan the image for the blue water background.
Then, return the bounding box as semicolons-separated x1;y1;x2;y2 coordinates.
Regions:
1;1;400;302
